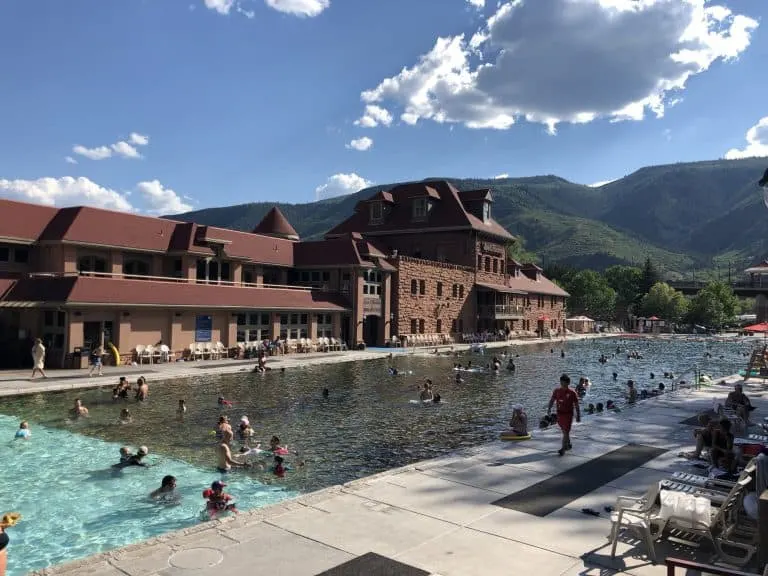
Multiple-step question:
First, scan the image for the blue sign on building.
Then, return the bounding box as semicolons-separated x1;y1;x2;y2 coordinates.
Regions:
195;315;213;342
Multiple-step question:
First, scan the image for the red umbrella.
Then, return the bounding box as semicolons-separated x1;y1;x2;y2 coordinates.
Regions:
648;316;660;321
744;322;768;333
538;315;550;322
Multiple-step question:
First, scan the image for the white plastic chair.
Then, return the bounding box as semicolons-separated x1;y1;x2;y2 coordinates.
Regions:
609;480;662;562
140;345;153;365
159;344;170;363
135;345;146;364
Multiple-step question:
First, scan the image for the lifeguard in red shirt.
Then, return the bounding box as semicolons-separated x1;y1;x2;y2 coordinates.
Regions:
548;373;581;456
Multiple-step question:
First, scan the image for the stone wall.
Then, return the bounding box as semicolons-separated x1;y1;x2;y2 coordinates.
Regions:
474;236;508;285
392;256;476;336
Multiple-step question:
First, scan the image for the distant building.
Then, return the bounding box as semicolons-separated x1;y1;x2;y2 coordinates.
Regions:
0;181;567;368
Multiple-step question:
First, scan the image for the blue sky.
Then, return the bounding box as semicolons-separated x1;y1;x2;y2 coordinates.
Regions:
0;0;766;214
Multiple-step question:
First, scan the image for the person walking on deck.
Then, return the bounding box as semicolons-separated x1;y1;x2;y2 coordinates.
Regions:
548;373;581;456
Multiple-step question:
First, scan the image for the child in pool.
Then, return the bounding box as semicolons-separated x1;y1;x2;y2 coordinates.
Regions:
14;421;31;440
273;455;287;477
218;396;233;407
269;435;290;455
119;409;133;424
177;399;187;419
202;481;237;517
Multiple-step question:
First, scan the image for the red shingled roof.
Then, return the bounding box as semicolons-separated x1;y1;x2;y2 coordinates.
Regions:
506;274;569;297
2;276;349;310
252;207;300;240
294;237;364;267
0;199;58;242
326;180;514;241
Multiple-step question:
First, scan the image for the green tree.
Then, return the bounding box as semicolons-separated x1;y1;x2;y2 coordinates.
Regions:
687;281;739;328
640;282;688;322
543;263;577;287
640;257;660;294
506;235;539;264
604;265;642;322
565;270;616;321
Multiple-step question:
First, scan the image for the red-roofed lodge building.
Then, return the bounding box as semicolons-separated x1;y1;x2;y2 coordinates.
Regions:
0;180;567;368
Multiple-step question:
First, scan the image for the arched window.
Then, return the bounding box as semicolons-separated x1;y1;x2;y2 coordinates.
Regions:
124;259;151;278
78;256;107;276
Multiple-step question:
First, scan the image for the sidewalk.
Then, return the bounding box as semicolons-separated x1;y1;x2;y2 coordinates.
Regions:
0;333;615;397
31;375;766;576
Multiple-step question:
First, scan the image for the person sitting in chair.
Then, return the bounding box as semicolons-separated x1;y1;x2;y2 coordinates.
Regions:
726;383;755;425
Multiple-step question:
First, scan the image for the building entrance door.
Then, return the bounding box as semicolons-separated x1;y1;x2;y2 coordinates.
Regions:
363;315;380;347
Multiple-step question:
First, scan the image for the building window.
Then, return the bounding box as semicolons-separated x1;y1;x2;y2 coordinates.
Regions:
0;246;8;262
124;258;151;278
484;257;490;272
237;312;272;343
451;319;457;333
410;318;417;334
483;202;491;222
410;279;418;295
492;259;498;273
538;295;544;308
13;247;29;263
459;285;464;299
452;284;458;298
412;198;428;220
370;201;383;224
436;319;442;333
280;313;308;340
317;313;333;339
78;255;108;276
419;279;425;295
500;260;505;275
419;319;425;334
437;282;443;297
458;318;463;332
550;295;556;307
363;269;382;296
477;254;482;269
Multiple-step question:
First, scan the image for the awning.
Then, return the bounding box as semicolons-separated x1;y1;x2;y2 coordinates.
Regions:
744;322;768;333
538;315;550;322
475;282;527;295
566;316;594;322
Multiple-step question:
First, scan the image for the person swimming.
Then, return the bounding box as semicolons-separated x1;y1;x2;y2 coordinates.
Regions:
113;377;130;400
14;421;30;440
507;358;516;371
177;399;187;420
135;377;149;401
419;381;434;402
218;396;233;407
114;445;149;468
388;367;399;376
119;408;133;424
586;403;595;415
322;388;329;398
150;475;179;502
203;480;237;517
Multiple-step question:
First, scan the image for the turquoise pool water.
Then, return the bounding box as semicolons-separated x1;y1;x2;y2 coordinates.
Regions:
0;335;752;575
0;414;295;576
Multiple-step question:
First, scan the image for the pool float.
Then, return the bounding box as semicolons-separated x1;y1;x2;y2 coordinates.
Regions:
453;367;485;373
107;342;120;365
500;432;531;441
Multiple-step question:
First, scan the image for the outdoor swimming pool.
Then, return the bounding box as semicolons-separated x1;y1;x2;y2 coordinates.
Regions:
0;335;753;575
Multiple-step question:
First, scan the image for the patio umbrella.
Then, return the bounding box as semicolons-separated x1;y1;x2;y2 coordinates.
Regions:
648;316;660;321
744;322;768;333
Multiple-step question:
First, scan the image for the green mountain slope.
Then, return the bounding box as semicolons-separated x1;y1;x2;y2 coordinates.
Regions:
169;158;768;276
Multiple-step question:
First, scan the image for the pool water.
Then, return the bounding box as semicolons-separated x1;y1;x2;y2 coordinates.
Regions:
0;335;753;575
0;414;295;576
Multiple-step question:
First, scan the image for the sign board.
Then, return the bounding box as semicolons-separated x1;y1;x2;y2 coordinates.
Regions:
363;296;382;316
195;315;213;342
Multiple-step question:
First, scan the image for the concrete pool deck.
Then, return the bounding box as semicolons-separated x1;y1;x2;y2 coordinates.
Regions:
26;375;768;576
0;332;616;398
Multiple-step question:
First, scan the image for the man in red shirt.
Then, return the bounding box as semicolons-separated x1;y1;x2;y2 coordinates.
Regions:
548;373;581;456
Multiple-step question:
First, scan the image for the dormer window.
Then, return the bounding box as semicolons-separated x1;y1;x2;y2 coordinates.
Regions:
369;201;383;224
482;201;491;222
412;197;429;220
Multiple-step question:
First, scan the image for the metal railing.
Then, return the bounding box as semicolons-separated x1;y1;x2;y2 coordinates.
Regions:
478;304;525;317
665;557;760;576
26;271;324;292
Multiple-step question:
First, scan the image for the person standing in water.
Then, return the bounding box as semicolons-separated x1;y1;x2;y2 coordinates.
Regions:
30;338;46;379
548;374;580;456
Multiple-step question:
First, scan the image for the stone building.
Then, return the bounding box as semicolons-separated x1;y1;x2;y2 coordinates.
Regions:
0;180;566;368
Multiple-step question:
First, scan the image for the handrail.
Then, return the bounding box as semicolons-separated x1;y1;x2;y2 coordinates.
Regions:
665;557;759;576
26;271;322;292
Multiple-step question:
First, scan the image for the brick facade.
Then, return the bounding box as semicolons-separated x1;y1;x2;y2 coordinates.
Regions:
392;256;476;337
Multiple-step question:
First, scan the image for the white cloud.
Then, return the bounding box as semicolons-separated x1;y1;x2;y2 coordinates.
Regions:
203;0;236;14
264;0;329;17
315;173;371;200
467;0;485;8
494;173;509;179
0;176;134;212
359;0;758;132
354;104;393;128
0;176;193;214
346;137;373;151
588;179;617;188
724;117;768;159
136;180;193;214
65;156;77;164
129;132;149;146
72;132;149;161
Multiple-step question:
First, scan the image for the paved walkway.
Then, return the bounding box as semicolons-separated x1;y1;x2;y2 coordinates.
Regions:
0;333;615;397
29;375;768;576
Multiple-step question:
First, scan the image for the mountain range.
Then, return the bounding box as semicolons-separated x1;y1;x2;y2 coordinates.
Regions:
170;158;768;279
